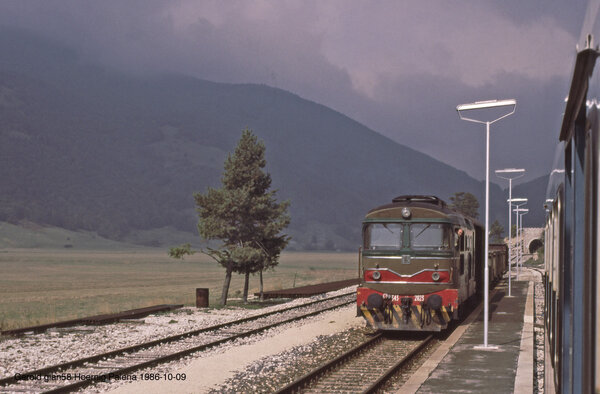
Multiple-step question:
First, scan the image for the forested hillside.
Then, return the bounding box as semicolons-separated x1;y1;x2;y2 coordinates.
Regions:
511;175;549;228
0;28;513;249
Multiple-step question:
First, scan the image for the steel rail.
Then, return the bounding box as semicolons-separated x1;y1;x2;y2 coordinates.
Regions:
275;333;384;394
1;304;183;337
362;334;433;393
276;334;433;394
43;296;354;394
0;292;354;391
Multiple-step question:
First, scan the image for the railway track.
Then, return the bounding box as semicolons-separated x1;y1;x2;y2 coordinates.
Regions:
276;333;434;393
0;292;354;393
1;304;184;337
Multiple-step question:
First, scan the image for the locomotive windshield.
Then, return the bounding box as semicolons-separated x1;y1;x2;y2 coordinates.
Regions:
364;223;403;250
410;223;451;250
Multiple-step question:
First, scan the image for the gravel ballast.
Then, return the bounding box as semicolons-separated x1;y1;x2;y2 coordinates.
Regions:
107;301;363;393
3;272;549;393
1;287;361;393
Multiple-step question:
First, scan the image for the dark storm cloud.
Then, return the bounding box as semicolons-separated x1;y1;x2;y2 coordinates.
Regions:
0;1;587;182
355;71;568;181
487;0;585;36
0;1;359;109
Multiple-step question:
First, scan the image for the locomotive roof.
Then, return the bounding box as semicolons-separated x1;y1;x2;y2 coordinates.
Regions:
366;195;481;229
367;195;452;213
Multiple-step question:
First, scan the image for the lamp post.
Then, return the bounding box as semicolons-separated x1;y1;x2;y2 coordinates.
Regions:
508;198;527;280
515;208;529;275
495;168;525;297
515;208;521;277
457;99;516;348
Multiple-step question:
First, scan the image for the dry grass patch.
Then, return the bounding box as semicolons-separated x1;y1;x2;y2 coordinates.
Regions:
0;249;356;330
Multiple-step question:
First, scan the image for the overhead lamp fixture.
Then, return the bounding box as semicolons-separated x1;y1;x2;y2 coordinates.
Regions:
508;198;528;203
495;168;525;176
457;99;517;111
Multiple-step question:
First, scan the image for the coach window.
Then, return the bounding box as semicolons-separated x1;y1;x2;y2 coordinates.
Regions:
364;223;403;250
410;223;451;250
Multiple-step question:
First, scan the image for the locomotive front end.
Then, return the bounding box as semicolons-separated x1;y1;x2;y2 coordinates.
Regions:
357;196;472;332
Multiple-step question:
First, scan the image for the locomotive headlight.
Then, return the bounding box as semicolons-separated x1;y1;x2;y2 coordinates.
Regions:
401;207;411;219
431;272;441;281
372;271;381;280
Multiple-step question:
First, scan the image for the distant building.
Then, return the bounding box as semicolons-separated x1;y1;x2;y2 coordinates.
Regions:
506;227;544;260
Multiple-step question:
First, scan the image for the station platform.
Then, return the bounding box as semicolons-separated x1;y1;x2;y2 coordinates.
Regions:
401;270;537;393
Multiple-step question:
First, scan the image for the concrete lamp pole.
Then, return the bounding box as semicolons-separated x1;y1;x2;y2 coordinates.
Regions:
515;208;529;275
456;99;516;349
507;198;527;281
495;168;525;297
515;208;521;277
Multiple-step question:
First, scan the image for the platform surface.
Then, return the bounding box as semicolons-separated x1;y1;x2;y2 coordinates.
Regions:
401;271;535;393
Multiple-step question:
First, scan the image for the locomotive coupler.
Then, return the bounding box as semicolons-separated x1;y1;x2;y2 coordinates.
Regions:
400;297;412;323
382;294;393;324
420;304;431;327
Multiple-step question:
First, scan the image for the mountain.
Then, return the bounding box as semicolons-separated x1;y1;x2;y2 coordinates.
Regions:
511;175;549;228
0;27;509;250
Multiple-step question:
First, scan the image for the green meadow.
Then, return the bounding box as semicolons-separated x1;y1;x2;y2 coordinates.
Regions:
0;249;357;330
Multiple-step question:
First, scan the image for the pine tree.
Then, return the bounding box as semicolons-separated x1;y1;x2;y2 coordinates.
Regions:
489;220;504;243
194;129;290;305
449;192;480;219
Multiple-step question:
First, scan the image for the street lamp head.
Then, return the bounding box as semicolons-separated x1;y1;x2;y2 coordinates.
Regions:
495;168;525;174
495;168;525;180
456;99;517;125
508;198;528;203
456;99;517;111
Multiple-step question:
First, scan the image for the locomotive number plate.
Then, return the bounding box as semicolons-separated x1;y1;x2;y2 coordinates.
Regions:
413;295;425;302
383;293;400;301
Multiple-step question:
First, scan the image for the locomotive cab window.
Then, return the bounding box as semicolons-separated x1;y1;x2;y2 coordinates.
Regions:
364;223;403;250
409;223;451;250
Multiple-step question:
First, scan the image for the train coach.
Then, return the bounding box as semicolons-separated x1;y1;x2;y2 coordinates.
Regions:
543;32;600;393
356;195;506;332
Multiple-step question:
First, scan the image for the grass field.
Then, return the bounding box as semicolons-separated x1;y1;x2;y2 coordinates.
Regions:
0;249;357;330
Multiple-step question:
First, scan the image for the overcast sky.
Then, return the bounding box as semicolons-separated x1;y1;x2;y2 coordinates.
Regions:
0;1;592;183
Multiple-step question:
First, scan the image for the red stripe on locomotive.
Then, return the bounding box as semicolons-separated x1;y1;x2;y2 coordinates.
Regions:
357;286;459;309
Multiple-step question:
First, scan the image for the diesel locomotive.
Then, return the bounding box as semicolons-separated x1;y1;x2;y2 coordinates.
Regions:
356;195;506;331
